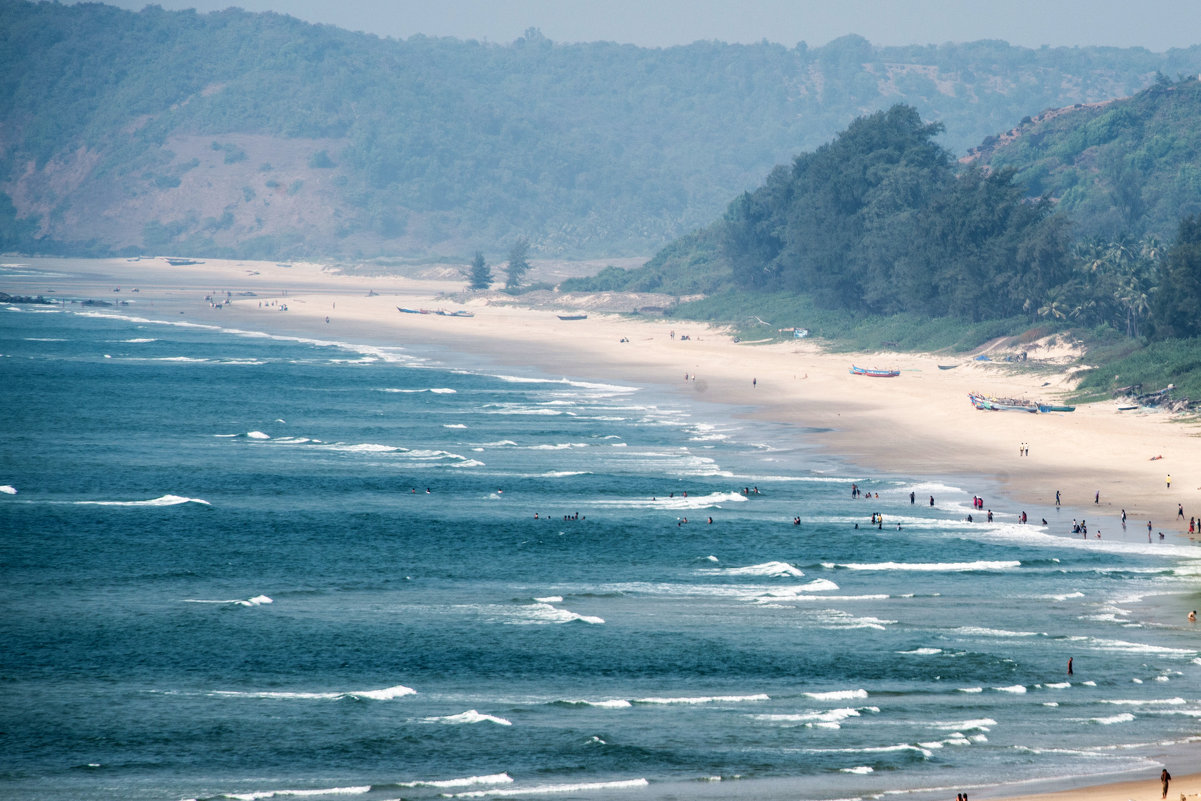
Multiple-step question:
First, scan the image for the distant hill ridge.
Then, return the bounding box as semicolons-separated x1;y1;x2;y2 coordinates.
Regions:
2;0;1201;259
965;76;1201;241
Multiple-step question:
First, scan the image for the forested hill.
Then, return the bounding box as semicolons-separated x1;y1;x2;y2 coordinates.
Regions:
965;76;1201;242
3;2;1201;261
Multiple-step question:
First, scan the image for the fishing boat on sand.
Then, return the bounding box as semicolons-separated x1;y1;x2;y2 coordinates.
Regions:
557;313;588;321
850;365;900;378
968;392;1038;413
1037;403;1076;413
397;307;474;318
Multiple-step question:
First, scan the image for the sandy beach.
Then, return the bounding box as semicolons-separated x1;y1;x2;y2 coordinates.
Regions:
14;256;1198;543
5;255;1199;800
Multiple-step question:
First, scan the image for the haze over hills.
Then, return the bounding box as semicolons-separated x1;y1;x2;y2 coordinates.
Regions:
3;0;1201;261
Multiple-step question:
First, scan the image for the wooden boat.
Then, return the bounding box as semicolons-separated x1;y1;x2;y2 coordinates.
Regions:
557;313;588;320
937;364;958;370
399;306;474;318
1037;403;1076;413
850;365;900;377
968;392;1037;412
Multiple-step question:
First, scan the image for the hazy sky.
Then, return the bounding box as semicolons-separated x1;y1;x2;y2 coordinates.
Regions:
97;0;1201;50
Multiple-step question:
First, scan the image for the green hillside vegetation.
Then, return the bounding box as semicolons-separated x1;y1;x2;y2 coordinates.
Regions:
4;0;1201;259
968;76;1201;241
570;105;1074;321
567;101;1201;404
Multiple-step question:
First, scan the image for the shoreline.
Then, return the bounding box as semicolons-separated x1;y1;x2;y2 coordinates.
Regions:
11;256;1197;543
4;255;1200;801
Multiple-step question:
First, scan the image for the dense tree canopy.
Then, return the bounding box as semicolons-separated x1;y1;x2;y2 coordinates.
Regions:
1151;215;1201;339
970;77;1201;242
721;106;1073;320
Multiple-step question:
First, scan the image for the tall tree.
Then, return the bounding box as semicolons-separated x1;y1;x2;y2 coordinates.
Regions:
465;251;492;291
1150;214;1201;339
504;237;531;290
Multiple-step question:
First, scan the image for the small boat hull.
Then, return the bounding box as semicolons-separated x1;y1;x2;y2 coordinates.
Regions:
850;365;900;377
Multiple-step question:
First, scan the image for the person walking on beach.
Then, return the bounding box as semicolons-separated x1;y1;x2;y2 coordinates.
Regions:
1166;474;1171;489
1095;490;1100;504
1055;490;1060;507
1161;768;1171;798
1178;503;1184;519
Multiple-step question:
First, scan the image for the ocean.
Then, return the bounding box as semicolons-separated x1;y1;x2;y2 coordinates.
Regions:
1;295;1199;801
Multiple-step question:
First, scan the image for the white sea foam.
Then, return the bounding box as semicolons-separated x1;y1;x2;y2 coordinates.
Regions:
752;707;862;728
0;485;16;495
1101;697;1186;706
1090;712;1135;725
994;685;1028;694
425;710;512;726
826;560;1021;572
708;561;804;578
451;778;649;797
444;423;468;429
748;580;845;602
953;626;1040;638
811;609;894;630
330;443;398;453
211;684;415;701
390;774;513;789
560;699;632;709
898;648;943;655
593;491;747;510
246;431;271;439
539;471;591;478
633;694;769;705
932;718;996;731
219;784;371;800
804;689;868;701
1065;634;1195;656
75;494;210;507
183;595;272;607
505;602;604;625
841;766;873;774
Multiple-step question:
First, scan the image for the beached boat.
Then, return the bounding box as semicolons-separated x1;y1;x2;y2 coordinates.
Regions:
968;392;1038;412
557;314;588;321
1037;403;1076;413
937;364;958;370
397;307;422;314
850;365;900;377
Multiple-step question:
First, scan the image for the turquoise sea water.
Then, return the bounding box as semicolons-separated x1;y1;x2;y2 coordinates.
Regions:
1;295;1199;801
